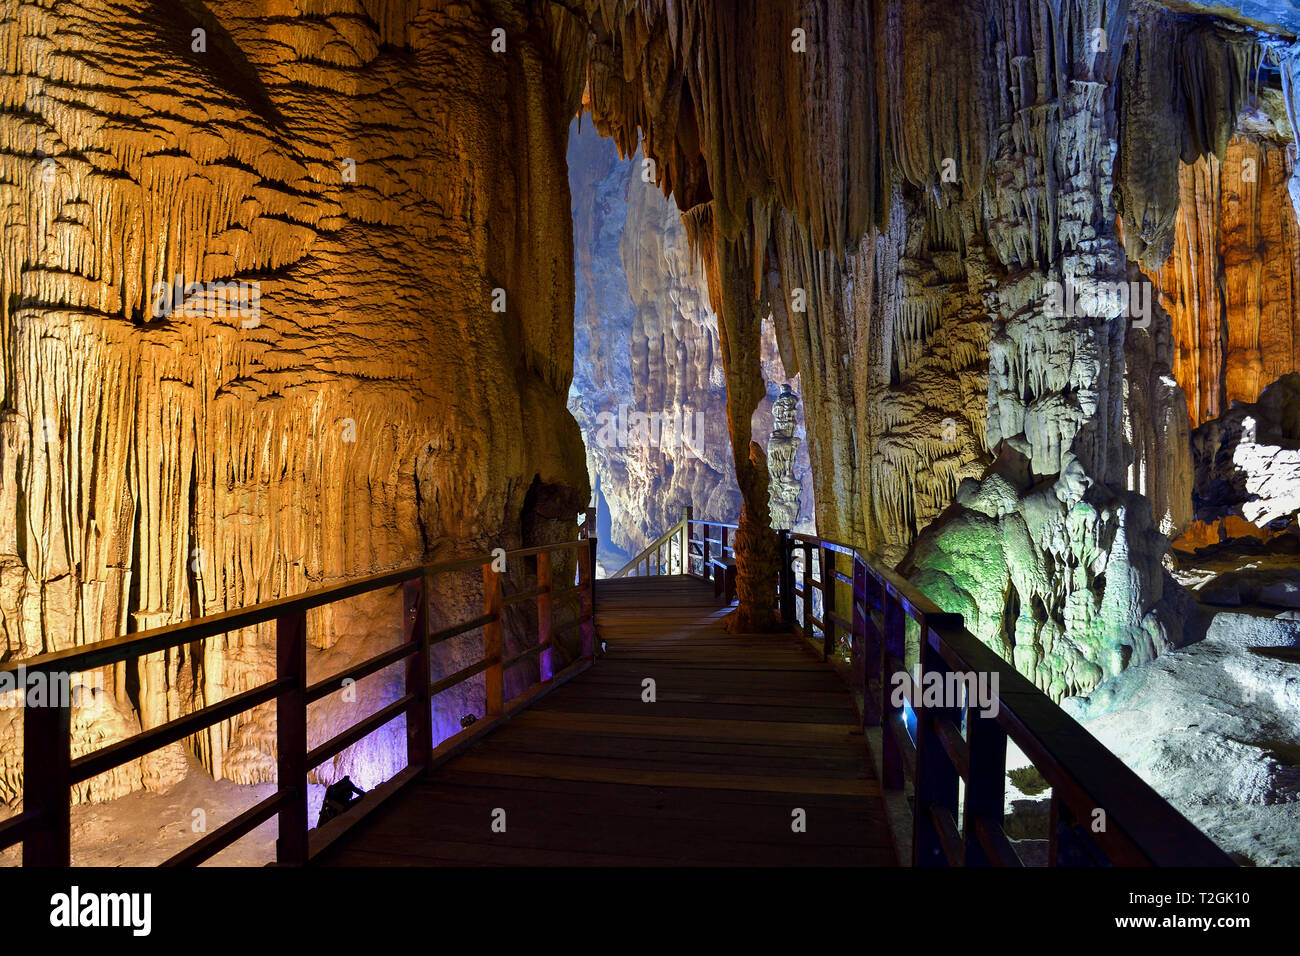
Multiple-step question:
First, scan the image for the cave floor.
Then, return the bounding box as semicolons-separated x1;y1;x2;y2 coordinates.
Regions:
318;575;896;865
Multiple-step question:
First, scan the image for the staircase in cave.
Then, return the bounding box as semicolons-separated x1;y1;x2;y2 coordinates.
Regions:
1;515;1233;867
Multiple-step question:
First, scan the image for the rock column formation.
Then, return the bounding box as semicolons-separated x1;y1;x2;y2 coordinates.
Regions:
689;205;784;630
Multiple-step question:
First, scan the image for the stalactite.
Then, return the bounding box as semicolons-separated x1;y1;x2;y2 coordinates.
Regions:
1117;3;1264;267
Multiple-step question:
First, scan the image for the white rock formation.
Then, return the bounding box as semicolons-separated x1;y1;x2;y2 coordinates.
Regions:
1190;373;1300;532
1062;611;1300;865
767;384;804;531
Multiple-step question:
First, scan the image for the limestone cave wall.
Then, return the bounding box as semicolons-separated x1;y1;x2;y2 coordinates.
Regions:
0;0;590;803
1148;135;1300;428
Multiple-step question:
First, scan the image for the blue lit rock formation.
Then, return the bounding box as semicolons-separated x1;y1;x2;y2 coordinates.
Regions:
567;121;811;572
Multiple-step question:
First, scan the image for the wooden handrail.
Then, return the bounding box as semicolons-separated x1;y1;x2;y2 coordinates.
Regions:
611;509;744;580
70;679;292;785
5;530;600;867
611;517;687;578
306;643;417;705
616;515;737;582
0;543;587;678
161;792;287;868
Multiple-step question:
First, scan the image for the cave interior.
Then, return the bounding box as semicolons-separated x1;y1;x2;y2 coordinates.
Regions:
2;0;1300;866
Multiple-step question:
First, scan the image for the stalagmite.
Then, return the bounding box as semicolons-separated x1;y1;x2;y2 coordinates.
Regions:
767;384;804;530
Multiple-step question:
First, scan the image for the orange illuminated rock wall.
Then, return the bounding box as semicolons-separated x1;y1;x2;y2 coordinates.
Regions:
0;0;591;803
1143;133;1300;550
1149;137;1300;427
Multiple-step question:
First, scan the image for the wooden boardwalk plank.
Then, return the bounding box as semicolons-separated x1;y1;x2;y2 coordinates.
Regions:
318;575;898;866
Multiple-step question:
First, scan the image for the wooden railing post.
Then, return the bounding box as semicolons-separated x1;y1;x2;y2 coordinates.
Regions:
801;543;814;640
859;565;883;726
821;546;836;661
23;688;71;866
964;706;1008;865
1049;794;1106;865
701;522;711;579
881;590;906;791
276;609;308;865
680;507;692;575
404;574;431;774
483;564;504;717
778;531;795;626
851;557;867;722
581;535;598;659
537;551;554;681
912;631;962;866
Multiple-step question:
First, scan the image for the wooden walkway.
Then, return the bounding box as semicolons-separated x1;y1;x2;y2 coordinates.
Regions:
318;575;897;866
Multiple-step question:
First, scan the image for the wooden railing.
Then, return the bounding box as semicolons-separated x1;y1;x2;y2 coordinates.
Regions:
612;508;740;580
631;514;1234;867
1;532;598;867
611;508;689;577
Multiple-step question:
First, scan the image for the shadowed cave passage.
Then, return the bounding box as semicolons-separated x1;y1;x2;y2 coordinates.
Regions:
2;0;1300;872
